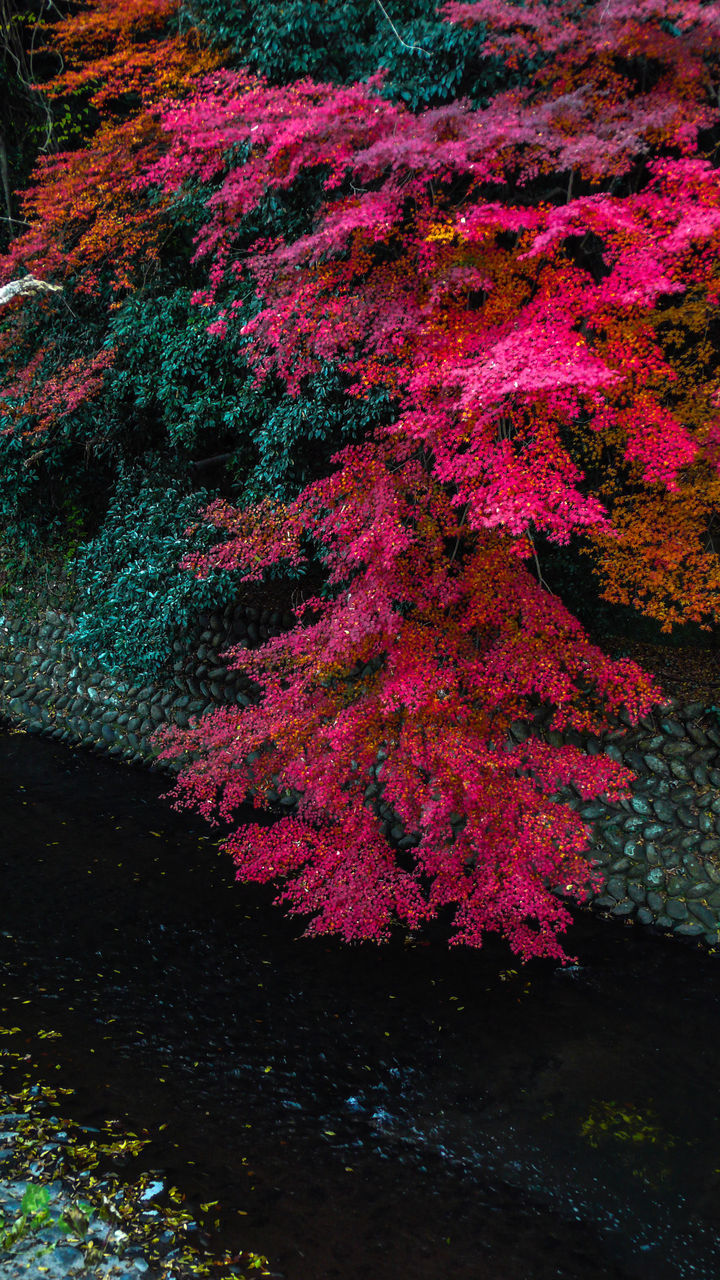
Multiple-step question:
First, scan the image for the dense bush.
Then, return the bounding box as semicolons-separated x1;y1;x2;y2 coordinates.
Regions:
68;469;241;676
0;292;117;547
107;286;395;500
183;0;516;110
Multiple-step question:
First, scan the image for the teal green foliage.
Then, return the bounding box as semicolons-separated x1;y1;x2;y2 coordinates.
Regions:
0;275;390;584
108;286;395;502
0;435;102;555
184;0;514;110
68;469;242;676
107;287;248;454
238;363;396;503
375;13;507;110
0;429;44;552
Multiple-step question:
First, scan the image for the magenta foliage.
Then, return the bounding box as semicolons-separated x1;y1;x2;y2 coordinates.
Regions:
150;0;720;956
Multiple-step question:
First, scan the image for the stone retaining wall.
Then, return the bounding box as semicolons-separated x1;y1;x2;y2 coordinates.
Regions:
0;600;289;764
548;703;720;944
1;599;720;946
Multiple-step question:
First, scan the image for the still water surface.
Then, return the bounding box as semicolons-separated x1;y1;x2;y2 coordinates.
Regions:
1;726;719;1279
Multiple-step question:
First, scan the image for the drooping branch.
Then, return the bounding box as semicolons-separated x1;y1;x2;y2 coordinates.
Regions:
148;0;720;958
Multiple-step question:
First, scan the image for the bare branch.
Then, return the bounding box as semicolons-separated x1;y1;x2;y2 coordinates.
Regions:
0;275;62;307
373;0;430;57
528;531;550;593
0;133;11;228
0;0;58;155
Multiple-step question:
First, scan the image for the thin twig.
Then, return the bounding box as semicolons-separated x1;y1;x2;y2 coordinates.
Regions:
0;134;12;227
528;531;549;592
373;0;430;57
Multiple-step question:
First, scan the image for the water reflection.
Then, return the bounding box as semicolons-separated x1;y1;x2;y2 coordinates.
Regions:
1;726;719;1279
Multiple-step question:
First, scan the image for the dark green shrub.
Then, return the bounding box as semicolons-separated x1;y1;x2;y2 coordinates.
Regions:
108;286;396;502
183;0;516;110
68;468;241;676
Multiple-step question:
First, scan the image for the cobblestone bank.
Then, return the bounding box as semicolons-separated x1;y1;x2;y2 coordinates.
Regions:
0;600;289;765
561;702;720;945
1;600;719;946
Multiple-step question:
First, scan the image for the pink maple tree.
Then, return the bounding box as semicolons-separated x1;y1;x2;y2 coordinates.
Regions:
153;0;720;956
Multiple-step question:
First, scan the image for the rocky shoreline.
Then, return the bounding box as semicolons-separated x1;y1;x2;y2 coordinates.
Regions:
0;1061;275;1279
0;1008;274;1280
0;1147;152;1279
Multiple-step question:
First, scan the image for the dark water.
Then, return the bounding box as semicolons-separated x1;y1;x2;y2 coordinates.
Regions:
1;725;719;1280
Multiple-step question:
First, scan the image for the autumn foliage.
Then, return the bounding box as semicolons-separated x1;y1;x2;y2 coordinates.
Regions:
4;0;221;296
4;0;720;957
0;0;220;455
